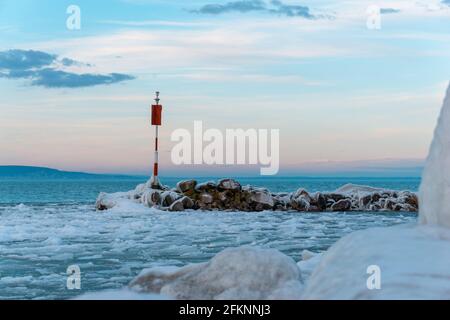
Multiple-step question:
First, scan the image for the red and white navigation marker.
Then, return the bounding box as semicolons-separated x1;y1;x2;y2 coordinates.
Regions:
150;91;163;189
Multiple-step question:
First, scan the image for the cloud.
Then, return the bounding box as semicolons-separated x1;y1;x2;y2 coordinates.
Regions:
269;0;314;18
0;49;135;88
193;0;266;14
380;8;401;14
192;0;325;19
0;49;57;70
443;0;450;6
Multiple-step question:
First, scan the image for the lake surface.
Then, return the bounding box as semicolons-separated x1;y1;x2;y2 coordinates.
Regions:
0;177;419;299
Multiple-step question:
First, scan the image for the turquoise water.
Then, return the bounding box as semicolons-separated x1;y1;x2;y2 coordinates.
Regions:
0;177;419;299
0;177;421;204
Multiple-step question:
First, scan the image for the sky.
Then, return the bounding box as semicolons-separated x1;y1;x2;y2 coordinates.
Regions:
1;0;450;176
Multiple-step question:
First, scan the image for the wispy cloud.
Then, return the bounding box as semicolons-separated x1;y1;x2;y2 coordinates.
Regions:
269;0;315;18
193;0;266;15
191;0;328;19
0;49;134;88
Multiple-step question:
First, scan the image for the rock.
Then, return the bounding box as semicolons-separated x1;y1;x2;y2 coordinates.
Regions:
312;193;327;211
217;179;241;191
371;193;381;202
330;199;351;212
360;194;372;207
142;189;162;207
195;181;217;192
307;205;321;212
325;193;346;203
180;196;194;209
290;189;313;212
199;193;213;205
291;196;310;211
176;180;197;194
292;189;312;202
95;192;117;211
402;192;418;208
169;199;185;212
97;180;420;213
129;247;303;300
249;189;274;210
161;191;181;207
385;199;397;211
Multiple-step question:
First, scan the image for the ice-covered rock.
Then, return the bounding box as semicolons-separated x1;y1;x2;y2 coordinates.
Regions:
335;184;384;195
169;199;185;212
217;179;241;191
248;188;275;211
330;199;351;212
129;247;303;300
142;189;162;207
420;84;450;228
95;192;130;211
302;225;450;299
96;180;417;213
176;180;197;194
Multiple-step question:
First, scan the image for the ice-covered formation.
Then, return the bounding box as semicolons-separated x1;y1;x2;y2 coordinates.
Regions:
96;179;418;213
128;247;304;300
301;84;450;299
419;84;450;228
301;224;450;299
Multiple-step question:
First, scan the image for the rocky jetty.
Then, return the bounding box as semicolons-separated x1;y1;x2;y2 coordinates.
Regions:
96;178;418;213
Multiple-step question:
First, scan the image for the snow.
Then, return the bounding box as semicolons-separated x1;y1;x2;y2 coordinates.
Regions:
129;246;304;300
334;184;386;195
419;84;450;228
302;224;450;299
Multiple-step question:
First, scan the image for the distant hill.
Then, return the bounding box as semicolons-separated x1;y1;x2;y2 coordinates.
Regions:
0;166;145;180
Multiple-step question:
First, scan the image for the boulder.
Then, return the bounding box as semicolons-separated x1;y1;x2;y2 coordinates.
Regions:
330;199;351;212
160;191;182;207
195;181;217;193
199;193;213;205
360;194;372;207
312;192;327;211
176;180;197;194
180;196;194;210
217;179;241;191
249;189;274;211
291;196;310;212
169;199;185;212
142;189;162;207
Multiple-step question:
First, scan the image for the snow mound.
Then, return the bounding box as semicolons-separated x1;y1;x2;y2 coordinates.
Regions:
334;184;386;195
302;224;450;299
129;246;303;300
419;84;450;228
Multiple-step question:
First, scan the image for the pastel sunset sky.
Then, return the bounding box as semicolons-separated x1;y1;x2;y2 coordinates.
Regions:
1;0;450;176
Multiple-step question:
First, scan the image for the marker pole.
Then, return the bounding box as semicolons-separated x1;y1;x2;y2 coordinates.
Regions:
150;92;163;189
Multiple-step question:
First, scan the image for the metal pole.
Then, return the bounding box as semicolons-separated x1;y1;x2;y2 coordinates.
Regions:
150;91;162;189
